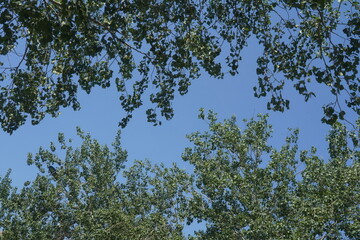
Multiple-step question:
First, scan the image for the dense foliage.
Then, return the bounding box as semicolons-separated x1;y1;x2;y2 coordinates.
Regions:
1;112;359;239
1;0;359;133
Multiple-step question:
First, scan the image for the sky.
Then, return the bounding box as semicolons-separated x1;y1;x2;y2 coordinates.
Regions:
1;32;358;237
1;37;350;189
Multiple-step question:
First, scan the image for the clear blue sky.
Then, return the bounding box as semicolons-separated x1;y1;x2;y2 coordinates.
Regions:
0;38;354;191
2;37;357;237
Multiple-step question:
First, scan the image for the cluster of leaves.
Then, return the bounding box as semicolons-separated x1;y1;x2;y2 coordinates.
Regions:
0;112;359;239
185;110;360;239
0;0;359;133
0;128;190;239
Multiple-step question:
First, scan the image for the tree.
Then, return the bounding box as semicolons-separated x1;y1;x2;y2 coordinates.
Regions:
0;112;359;239
0;0;358;133
184;110;360;239
0;128;191;239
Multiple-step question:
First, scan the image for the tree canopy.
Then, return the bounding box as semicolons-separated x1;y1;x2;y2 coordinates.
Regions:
1;112;359;239
0;0;359;133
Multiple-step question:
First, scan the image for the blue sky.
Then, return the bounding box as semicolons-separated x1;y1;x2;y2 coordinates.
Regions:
2;35;357;237
1;38;347;189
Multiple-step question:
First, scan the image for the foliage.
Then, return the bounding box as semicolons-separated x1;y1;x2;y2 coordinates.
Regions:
0;0;359;133
0;112;359;239
184;110;360;239
0;128;190;239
